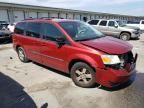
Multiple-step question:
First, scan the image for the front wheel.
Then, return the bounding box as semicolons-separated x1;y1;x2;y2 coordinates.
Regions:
70;62;96;88
120;33;130;41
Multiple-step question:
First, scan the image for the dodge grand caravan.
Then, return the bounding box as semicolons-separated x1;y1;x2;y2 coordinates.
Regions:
13;19;137;88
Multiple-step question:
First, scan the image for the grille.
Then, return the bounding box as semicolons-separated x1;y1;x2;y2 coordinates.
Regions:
119;51;134;65
106;51;134;69
135;29;140;35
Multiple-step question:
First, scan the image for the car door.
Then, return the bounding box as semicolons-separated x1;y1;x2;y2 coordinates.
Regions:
24;22;42;63
40;22;69;72
97;20;108;35
106;21;120;37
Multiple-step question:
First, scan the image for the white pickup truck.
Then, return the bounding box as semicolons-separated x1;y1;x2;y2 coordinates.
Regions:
126;20;144;33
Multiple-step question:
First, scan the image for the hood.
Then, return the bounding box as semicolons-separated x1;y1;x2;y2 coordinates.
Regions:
120;25;140;31
80;36;133;55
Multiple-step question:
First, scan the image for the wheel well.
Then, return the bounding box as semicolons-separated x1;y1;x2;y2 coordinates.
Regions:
68;59;96;73
16;45;21;52
120;31;131;37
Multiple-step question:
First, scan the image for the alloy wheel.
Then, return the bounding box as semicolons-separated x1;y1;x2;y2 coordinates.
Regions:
75;68;92;84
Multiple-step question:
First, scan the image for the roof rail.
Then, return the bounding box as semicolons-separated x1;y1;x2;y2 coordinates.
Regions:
23;18;37;21
22;17;65;21
40;17;64;19
39;17;52;20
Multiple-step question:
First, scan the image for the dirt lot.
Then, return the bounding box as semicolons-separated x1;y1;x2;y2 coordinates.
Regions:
0;35;144;108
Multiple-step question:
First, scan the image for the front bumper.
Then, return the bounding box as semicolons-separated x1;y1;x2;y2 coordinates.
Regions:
96;54;138;88
131;33;140;38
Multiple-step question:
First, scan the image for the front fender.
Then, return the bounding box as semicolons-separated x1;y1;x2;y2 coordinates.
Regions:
67;53;105;72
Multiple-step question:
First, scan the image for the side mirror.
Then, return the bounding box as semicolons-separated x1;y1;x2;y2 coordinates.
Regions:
56;37;65;47
114;25;118;28
114;22;118;28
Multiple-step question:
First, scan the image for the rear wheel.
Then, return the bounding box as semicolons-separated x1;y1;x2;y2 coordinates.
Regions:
17;47;29;63
70;62;96;88
120;33;130;41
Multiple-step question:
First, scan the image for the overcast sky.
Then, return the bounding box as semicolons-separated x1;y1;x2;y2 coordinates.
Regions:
0;0;144;16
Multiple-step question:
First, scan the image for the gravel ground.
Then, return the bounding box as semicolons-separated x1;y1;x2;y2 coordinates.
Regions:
0;35;144;108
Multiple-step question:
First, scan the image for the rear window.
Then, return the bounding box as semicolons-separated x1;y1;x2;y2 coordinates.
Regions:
88;20;99;25
99;20;107;26
14;22;26;35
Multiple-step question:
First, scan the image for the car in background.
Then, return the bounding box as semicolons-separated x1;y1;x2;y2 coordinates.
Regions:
0;21;12;42
0;21;9;30
13;19;137;88
8;23;17;33
126;20;144;33
88;19;141;40
0;29;12;40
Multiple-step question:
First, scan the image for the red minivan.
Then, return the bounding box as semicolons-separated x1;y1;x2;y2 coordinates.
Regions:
13;19;137;88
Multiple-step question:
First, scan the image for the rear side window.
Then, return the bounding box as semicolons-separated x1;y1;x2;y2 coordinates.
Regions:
142;21;144;24
88;20;99;25
99;20;107;26
14;22;26;35
42;23;63;41
108;21;115;27
26;22;41;38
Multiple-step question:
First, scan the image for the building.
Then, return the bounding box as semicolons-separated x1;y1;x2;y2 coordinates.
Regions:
0;2;143;23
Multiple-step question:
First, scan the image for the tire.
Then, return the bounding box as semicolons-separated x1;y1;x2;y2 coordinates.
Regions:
70;62;96;88
120;33;130;41
17;47;29;63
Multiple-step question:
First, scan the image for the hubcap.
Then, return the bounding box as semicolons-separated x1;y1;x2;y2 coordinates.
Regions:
75;68;92;84
121;35;128;41
18;48;25;61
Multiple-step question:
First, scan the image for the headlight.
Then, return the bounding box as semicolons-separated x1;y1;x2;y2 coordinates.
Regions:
101;55;120;65
133;30;138;34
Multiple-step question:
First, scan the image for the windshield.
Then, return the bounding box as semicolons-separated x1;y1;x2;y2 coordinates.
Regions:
59;21;104;41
